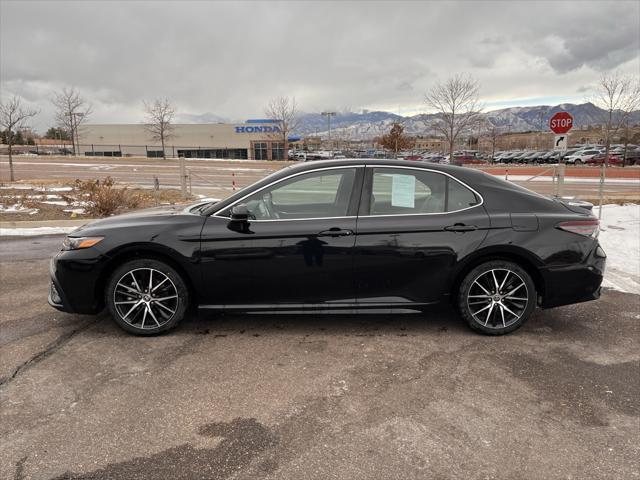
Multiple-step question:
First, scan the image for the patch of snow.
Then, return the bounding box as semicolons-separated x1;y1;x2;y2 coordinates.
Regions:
0;204;38;214
0;184;33;190
0;184;72;192
597;204;640;294
63;208;86;214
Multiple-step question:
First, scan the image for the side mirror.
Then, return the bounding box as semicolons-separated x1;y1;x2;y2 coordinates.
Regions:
230;204;251;222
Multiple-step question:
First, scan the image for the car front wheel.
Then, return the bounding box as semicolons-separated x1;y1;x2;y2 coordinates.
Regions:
457;260;536;335
105;258;189;335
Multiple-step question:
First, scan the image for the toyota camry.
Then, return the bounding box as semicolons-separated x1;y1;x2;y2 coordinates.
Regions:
49;159;605;335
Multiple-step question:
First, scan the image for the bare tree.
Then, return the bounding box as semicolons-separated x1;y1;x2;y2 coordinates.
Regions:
483;120;503;161
265;96;299;159
51;87;92;155
424;73;482;165
590;72;640;166
143;98;175;159
0;96;38;181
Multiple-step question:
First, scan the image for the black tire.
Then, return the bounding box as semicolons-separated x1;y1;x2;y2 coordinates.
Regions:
574;159;582;165
105;258;189;335
457;260;536;335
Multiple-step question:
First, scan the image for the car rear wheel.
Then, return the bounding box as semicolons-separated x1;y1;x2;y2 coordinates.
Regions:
574;159;582;165
105;258;189;335
457;260;536;335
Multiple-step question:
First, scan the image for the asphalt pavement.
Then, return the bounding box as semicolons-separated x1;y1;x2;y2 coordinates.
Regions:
0;235;639;480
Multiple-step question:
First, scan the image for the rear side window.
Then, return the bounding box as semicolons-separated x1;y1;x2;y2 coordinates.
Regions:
367;168;479;215
447;177;479;211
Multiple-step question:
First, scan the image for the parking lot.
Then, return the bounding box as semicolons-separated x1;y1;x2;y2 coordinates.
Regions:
1;234;638;480
2;156;640;203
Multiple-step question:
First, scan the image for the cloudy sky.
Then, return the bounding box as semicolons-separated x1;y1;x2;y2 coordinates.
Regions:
1;0;638;132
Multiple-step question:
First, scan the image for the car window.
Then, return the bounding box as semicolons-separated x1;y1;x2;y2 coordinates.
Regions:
233;168;356;220
367;168;479;215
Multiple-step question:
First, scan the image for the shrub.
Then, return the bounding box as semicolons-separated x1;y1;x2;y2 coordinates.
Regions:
63;177;142;217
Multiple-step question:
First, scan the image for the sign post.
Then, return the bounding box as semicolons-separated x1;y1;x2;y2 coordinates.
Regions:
549;111;574;197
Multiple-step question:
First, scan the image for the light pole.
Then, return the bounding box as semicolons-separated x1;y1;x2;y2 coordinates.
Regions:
321;111;336;151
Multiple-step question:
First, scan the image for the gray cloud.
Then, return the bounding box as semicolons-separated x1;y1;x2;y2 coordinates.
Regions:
1;0;638;132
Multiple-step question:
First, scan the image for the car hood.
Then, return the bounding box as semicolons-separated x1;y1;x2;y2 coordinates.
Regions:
70;204;204;234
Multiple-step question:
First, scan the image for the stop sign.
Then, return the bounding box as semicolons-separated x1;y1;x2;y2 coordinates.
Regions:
549;111;574;134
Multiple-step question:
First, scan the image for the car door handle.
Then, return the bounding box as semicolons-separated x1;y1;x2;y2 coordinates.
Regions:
318;228;353;237
444;224;477;232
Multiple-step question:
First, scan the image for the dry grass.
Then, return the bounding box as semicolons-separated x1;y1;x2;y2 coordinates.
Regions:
1;177;193;221
61;177;142;217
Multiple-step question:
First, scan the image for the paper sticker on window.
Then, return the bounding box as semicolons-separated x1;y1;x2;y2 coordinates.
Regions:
391;174;415;208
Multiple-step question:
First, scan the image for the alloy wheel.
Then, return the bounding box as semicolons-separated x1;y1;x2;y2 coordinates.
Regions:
113;268;178;330
466;268;529;330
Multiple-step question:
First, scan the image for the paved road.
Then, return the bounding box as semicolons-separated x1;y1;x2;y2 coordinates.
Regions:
2;156;639;200
1;235;638;479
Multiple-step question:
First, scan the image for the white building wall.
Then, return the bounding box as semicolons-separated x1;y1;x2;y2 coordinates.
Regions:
78;123;282;157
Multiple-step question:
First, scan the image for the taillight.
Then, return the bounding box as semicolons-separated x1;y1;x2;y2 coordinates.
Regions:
557;219;599;238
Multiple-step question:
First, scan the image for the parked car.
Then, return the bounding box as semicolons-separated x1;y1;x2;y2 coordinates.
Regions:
49;159;605;337
564;149;602;164
453;154;484;164
535;151;553;163
585;153;623;166
509;151;532;163
543;151;562;164
424;155;447;164
498;151;521;163
623;147;640;165
491;151;507;163
519;151;540;164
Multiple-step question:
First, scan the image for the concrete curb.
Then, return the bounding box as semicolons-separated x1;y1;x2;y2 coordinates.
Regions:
0;219;94;229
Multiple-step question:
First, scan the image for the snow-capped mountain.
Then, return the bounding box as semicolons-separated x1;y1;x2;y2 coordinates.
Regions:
294;103;640;140
178;103;639;140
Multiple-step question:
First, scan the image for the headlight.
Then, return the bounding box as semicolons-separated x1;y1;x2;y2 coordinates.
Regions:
61;236;104;251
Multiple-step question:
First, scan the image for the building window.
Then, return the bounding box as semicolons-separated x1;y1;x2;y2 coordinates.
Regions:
271;142;285;160
232;149;248;160
85;151;122;157
254;142;268;160
147;150;164;158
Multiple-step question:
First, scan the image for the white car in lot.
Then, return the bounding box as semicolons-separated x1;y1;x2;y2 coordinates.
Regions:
564;149;602;165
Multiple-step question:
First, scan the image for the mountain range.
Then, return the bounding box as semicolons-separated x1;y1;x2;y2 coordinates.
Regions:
176;103;640;141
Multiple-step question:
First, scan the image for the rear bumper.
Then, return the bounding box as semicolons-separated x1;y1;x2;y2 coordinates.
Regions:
539;242;606;308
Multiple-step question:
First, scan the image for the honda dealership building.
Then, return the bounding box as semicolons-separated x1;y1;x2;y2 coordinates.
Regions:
77;120;286;160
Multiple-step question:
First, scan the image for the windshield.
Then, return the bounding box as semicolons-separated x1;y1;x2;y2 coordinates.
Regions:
200;165;296;216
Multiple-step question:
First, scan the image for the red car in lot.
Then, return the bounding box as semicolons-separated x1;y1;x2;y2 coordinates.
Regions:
453;154;484;164
585;153;623;166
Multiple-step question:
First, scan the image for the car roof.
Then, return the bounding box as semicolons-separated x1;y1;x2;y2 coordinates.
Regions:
286;158;468;174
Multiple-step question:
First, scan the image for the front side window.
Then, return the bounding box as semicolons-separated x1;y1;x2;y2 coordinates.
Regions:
367;168;478;215
231;168;356;220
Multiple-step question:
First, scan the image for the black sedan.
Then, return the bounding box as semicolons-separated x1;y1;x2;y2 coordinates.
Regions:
49;159;605;336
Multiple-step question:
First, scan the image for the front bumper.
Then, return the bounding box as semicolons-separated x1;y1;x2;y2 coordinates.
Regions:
48;250;107;314
539;242;606;308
